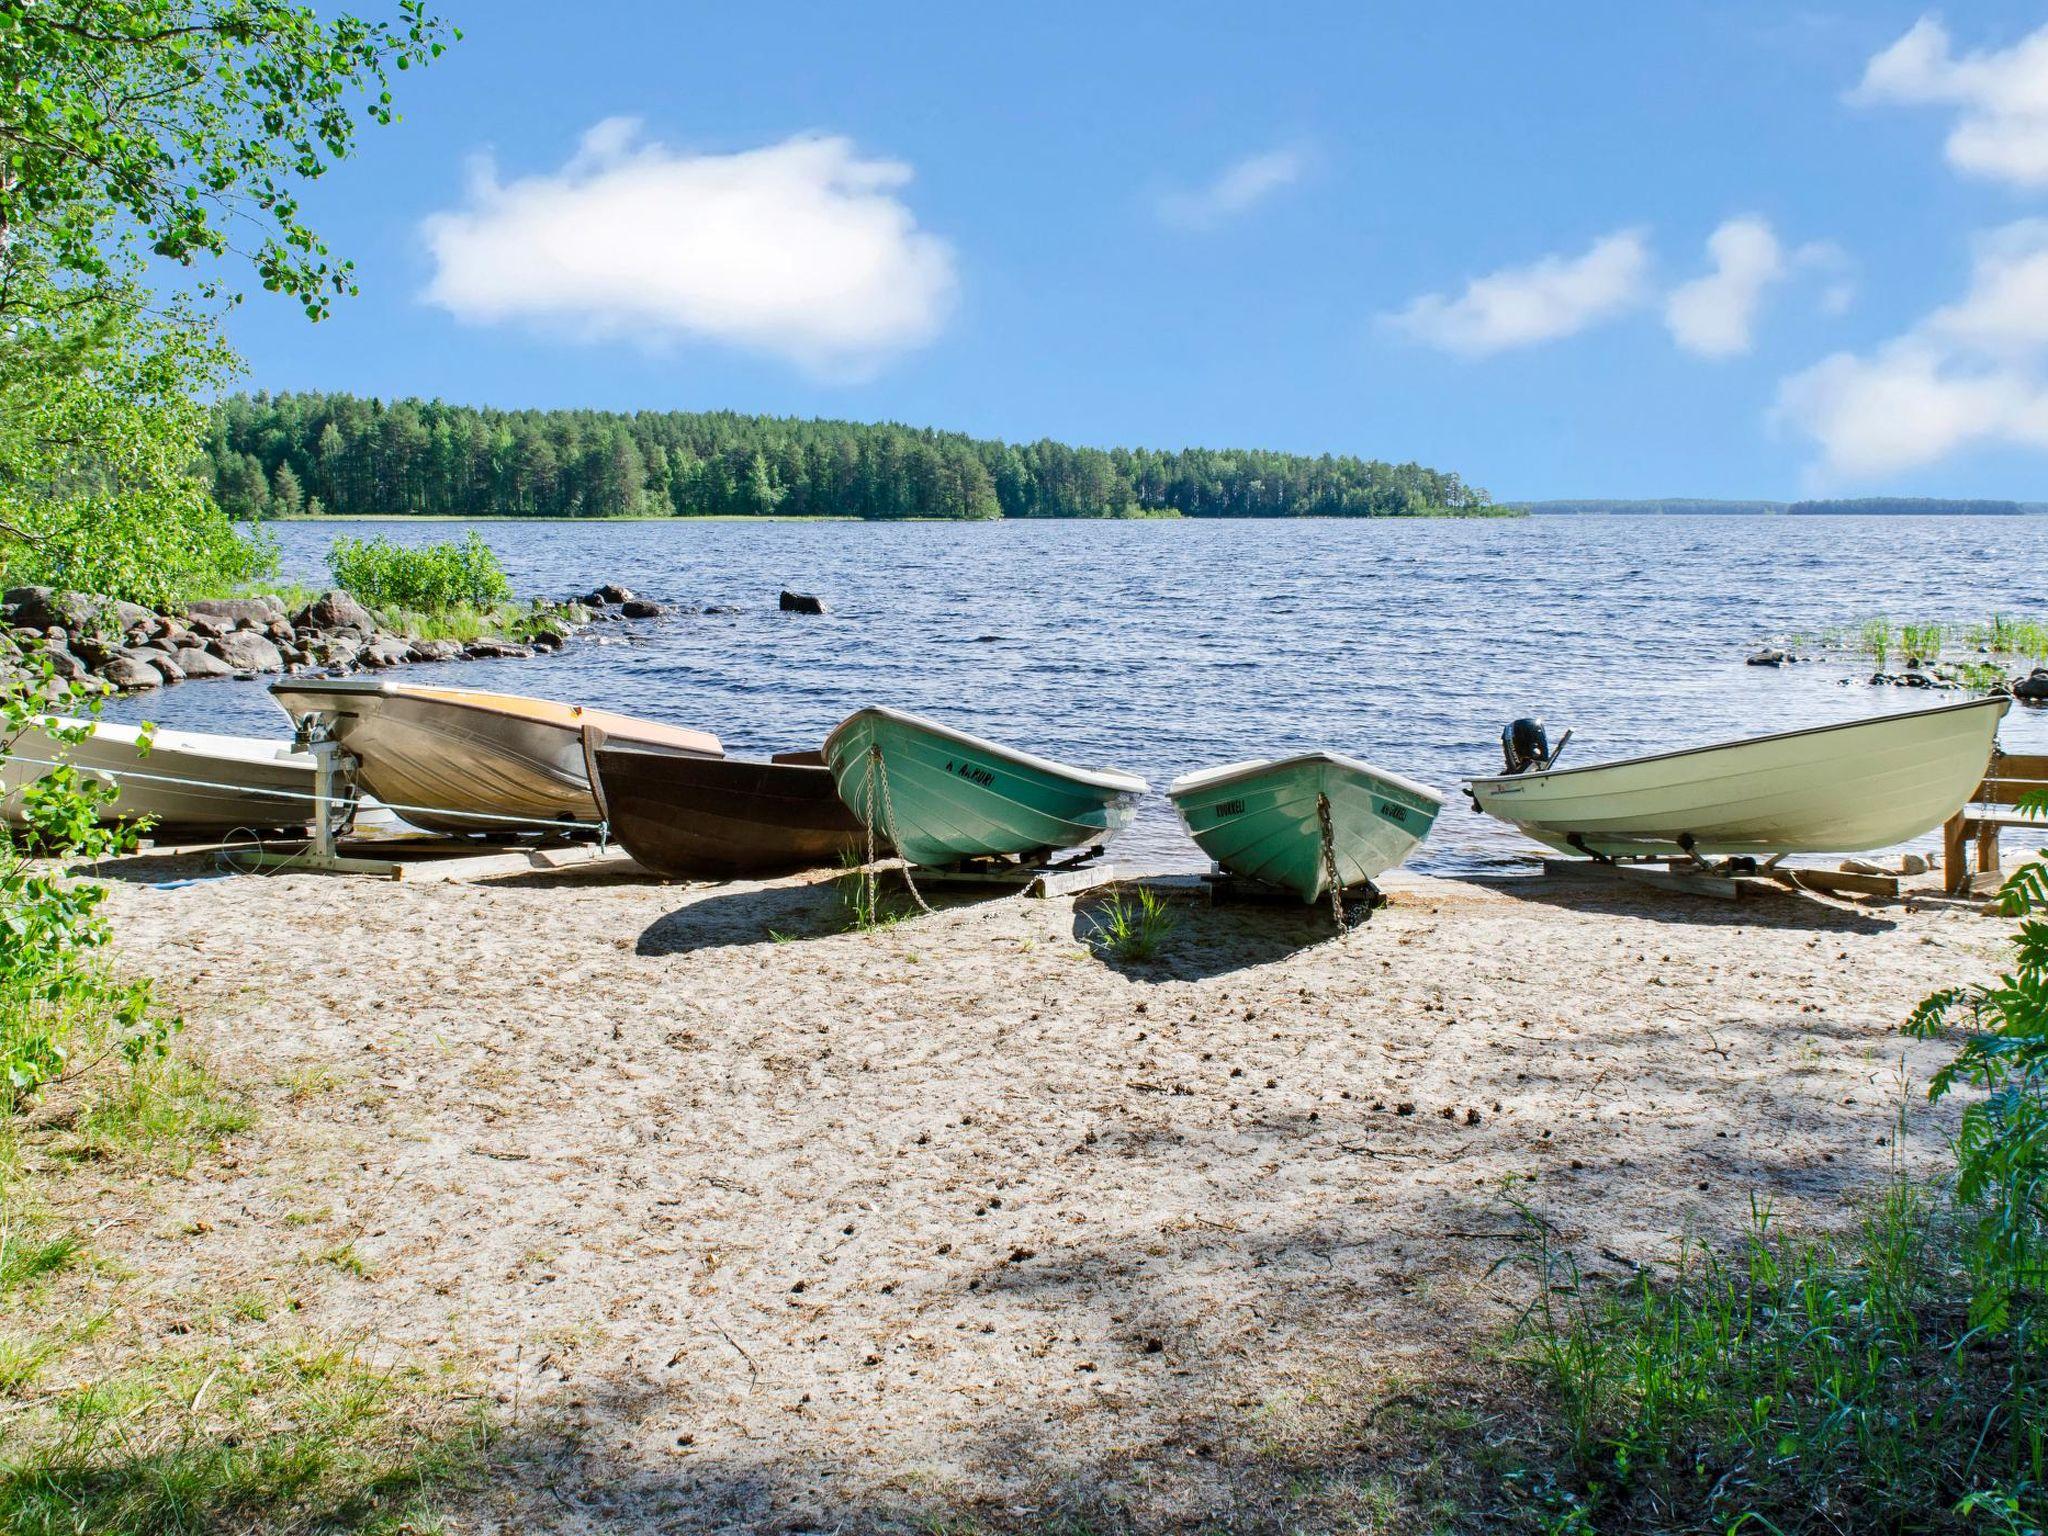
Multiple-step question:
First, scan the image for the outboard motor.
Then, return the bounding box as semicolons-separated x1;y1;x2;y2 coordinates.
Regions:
1501;717;1553;775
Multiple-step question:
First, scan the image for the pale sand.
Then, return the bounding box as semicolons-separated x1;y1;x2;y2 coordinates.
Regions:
91;862;2007;1531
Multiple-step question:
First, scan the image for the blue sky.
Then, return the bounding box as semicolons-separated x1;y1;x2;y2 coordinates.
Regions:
218;1;2048;501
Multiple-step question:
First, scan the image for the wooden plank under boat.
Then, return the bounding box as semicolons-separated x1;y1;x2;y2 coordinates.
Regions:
2;716;316;834
591;743;876;877
822;706;1147;868
1170;752;1443;902
269;678;721;835
1466;695;2011;861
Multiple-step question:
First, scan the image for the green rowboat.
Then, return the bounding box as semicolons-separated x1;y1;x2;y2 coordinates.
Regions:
1169;752;1443;902
823;706;1147;867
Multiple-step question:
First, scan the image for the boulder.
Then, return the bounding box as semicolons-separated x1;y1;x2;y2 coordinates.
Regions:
318;636;361;668
1746;648;1786;667
620;598;663;619
265;618;296;643
173;646;234;680
42;647;88;682
411;639;464;663
291;590;376;634
531;631;564;652
185;612;232;640
4;587;151;635
100;655;161;690
464;639;533;660
359;637;414;669
2016;668;2048;701
586;583;635;606
186;596;286;626
779;590;826;615
122;645;183;683
153;617;192;646
210;630;285;673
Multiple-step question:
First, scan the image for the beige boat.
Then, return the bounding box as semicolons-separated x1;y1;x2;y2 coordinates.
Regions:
269;678;721;834
1466;695;2010;861
2;717;316;833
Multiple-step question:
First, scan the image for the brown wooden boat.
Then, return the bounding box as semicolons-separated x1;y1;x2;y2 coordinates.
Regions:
590;742;878;877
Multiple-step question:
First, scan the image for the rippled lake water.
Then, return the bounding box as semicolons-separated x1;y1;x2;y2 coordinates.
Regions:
99;515;2048;873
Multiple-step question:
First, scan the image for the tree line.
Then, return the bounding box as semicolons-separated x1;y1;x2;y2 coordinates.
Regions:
204;393;1499;523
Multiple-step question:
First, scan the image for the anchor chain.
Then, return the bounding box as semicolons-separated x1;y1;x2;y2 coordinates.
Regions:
866;743;934;917
1317;792;1346;931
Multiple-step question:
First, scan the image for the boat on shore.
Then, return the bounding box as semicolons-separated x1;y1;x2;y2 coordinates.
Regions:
1466;695;2010;861
2;717;316;834
1170;752;1443;902
822;706;1147;867
590;744;874;877
270;678;721;835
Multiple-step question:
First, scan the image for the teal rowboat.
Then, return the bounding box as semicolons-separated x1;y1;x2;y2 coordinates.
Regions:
1169;752;1443;902
823;706;1147;867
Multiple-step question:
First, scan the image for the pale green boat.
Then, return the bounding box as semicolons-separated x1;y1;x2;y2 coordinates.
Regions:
823;706;1148;867
1169;752;1443;903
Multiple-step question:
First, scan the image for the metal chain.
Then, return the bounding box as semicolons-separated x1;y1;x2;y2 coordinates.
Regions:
1317;792;1346;931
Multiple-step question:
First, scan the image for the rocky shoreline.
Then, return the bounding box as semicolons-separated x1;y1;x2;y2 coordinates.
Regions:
0;582;664;697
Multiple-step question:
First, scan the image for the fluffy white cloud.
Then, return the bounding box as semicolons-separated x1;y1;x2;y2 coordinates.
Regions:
1664;219;1851;357
421;120;958;378
1852;16;2048;188
1776;220;2048;478
1384;229;1651;355
1156;146;1308;229
1664;216;1786;357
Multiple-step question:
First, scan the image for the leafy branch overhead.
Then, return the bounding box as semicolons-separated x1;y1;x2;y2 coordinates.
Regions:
0;1;457;320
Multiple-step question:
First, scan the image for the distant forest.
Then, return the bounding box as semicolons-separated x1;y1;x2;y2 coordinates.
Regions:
1520;497;2045;516
204;394;1500;522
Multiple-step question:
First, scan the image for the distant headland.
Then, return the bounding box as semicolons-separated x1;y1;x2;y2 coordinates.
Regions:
1514;497;2047;516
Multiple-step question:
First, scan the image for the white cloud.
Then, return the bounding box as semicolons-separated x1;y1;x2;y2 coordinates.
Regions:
1776;220;2048;478
1384;229;1652;355
1664;219;1852;356
421;120;958;378
1665;216;1786;357
1851;16;2048;188
1156;146;1309;229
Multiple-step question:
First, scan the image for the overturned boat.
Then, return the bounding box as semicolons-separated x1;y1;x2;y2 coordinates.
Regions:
591;745;873;878
270;678;721;835
1170;752;1443;903
2;717;316;834
1466;695;2010;862
822;706;1146;867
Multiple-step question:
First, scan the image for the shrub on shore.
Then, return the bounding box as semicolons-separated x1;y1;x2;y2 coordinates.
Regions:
326;533;514;614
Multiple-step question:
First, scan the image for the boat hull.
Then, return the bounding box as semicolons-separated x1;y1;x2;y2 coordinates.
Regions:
822;706;1147;867
2;718;315;833
1170;753;1443;902
593;745;872;877
271;679;721;835
1467;696;2010;860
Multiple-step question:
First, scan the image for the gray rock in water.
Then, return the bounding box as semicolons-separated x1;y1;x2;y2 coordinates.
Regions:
100;654;161;690
186;596;285;626
587;583;635;606
318;636;361;668
779;590;826;615
2014;668;2048;701
291;589;376;633
184;612;232;640
620;598;663;619
464;639;533;660
1746;648;1787;667
411;638;464;663
42;647;88;682
210;630;285;673
173;647;234;680
123;645;183;682
360;637;414;669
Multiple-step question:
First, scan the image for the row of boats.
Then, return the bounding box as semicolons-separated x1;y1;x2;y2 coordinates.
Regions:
0;675;2016;903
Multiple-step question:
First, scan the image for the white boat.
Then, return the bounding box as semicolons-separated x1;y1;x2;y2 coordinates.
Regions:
269;677;722;835
1;717;316;833
1169;752;1442;902
1466;696;2010;861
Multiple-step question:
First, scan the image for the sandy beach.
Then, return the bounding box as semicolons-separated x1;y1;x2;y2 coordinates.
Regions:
76;859;2006;1531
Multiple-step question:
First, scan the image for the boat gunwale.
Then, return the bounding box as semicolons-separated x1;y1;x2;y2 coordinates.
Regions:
21;715;310;768
823;705;1149;795
1169;751;1444;807
269;678;723;756
1464;695;2009;794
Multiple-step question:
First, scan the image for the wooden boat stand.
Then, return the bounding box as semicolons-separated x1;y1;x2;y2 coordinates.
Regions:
1538;854;1903;903
1944;751;2048;895
910;845;1121;900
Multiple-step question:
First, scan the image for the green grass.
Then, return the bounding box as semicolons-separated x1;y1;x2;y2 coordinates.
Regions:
1082;887;1180;963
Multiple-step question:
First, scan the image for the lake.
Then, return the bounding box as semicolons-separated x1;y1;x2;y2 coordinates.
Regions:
99;514;2048;874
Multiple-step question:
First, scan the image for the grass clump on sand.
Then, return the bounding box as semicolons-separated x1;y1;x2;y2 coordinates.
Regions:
1462;827;2048;1533
1083;886;1180;963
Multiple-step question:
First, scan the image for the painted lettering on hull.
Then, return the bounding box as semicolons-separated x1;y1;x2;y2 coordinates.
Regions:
945;759;995;789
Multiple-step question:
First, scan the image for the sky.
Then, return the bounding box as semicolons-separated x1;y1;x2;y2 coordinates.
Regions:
215;1;2048;502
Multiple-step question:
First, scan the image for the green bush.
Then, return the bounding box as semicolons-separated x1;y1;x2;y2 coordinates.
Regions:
324;533;512;613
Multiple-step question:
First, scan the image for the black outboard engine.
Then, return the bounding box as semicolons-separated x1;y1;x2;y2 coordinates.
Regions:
1501;717;1552;775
